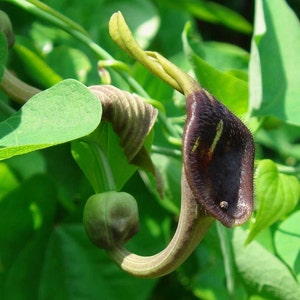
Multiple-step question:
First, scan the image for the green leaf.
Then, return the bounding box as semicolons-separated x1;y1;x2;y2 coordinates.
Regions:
249;0;300;125
3;228;52;300
0;79;102;160
0;175;57;270
150;153;181;214
151;6;192;57
100;0;159;50
42;143;92;215
199;41;250;73
72;122;137;193
246;159;300;244
274;210;300;282
216;223;237;298
45;45;92;83
183;22;248;116
164;0;252;34
1;175;57;300
39;224;157;300
254;123;300;161
6;151;46;180
233;227;300;300
191;224;241;300
0;162;19;202
13;42;63;88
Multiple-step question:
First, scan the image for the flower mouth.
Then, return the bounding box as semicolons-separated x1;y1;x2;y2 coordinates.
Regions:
183;89;255;227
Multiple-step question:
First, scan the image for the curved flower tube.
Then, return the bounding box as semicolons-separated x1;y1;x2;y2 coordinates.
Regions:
106;172;214;278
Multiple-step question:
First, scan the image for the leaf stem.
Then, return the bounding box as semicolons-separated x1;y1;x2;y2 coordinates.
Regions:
216;222;235;298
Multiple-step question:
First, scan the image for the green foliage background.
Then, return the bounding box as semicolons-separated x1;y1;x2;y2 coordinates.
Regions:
0;0;300;299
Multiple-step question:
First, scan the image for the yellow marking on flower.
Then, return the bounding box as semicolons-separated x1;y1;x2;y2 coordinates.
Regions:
209;120;224;154
191;137;200;153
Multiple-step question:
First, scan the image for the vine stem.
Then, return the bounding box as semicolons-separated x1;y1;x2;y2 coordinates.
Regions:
6;0;181;140
106;171;214;278
0;68;40;104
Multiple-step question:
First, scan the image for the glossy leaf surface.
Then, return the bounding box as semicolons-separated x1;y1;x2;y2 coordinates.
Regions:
0;79;102;160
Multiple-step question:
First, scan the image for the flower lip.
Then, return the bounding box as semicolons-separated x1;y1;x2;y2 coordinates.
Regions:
183;89;255;227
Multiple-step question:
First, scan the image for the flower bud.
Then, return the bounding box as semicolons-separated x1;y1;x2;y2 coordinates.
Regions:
83;192;139;249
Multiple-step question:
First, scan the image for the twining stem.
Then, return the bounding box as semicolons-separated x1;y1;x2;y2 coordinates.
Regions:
0;68;40;104
106;171;214;278
4;0;181;140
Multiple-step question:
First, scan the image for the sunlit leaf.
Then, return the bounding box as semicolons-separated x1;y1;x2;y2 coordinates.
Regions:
183;22;248;116
246;159;300;244
199;41;250;73
72;122;137;193
0;79;102;160
45;45;91;83
249;0;300;125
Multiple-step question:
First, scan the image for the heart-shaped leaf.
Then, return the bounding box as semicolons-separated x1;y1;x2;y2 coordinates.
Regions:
246;159;300;244
0;79;102;160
